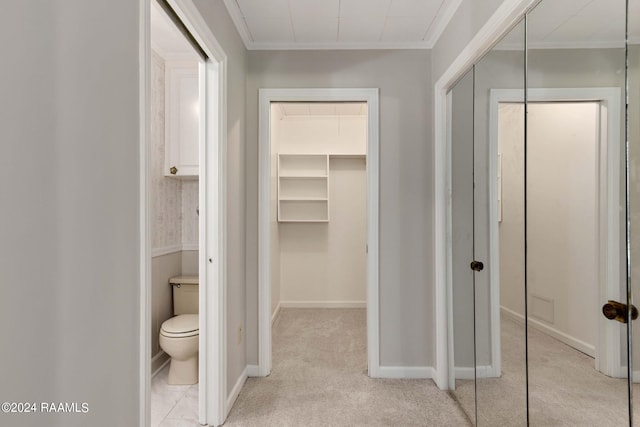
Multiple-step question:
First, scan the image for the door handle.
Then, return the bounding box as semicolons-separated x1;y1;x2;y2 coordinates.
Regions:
470;260;484;272
602;300;638;323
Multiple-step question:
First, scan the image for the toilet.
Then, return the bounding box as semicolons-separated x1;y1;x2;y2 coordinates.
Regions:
160;275;199;385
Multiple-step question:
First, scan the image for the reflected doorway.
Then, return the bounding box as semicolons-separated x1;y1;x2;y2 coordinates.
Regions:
489;93;626;425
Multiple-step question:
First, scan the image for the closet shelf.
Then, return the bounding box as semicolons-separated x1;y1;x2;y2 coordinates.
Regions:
278;154;330;222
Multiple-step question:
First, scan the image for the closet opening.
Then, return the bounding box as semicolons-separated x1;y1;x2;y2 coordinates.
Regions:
270;101;368;379
257;89;380;379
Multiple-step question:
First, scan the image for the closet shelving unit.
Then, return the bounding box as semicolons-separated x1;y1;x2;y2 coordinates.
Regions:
277;154;329;222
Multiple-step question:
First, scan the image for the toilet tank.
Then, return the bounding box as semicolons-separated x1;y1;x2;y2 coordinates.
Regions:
169;276;199;315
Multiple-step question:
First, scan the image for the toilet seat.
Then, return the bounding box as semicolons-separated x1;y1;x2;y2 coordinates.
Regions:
161;314;199;338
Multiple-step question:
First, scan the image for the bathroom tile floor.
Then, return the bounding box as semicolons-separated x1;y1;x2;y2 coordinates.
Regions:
151;364;200;427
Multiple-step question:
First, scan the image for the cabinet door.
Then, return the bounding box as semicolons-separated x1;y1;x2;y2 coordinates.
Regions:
165;62;199;177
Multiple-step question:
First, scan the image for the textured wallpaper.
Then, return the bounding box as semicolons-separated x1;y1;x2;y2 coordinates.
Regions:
182;180;199;247
151;50;198;251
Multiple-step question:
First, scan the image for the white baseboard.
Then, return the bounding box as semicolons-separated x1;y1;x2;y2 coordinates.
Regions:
501;306;525;324
271;302;281;326
225;366;247;418
279;301;366;309
374;366;434;379
501;306;595;357
454;367;475;380
606;366;630;380
454;365;498;380
151;351;170;378
246;365;260;377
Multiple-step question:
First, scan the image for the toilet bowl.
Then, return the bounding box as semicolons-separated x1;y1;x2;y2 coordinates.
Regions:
160;313;199;384
159;275;199;385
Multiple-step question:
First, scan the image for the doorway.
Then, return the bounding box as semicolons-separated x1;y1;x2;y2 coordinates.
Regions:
149;1;202;425
256;89;380;378
500;101;599;356
488;88;623;379
141;0;227;425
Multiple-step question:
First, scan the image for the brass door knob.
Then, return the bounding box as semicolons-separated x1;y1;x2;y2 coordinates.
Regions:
170;166;178;175
602;300;638;323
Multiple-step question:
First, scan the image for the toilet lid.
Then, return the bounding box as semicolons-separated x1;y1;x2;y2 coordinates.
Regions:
161;314;199;336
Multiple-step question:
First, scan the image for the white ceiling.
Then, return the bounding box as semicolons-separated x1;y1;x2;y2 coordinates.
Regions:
151;2;199;59
225;0;639;51
277;102;367;117
223;0;463;50
527;0;639;48
495;0;639;49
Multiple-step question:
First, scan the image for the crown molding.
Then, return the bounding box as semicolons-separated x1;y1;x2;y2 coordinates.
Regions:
222;0;463;51
247;41;431;50
423;0;463;48
223;0;253;48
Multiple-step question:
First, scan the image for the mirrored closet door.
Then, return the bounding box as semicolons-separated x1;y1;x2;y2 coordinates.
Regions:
527;0;629;424
630;0;640;423
473;17;527;427
448;0;635;424
449;66;478;425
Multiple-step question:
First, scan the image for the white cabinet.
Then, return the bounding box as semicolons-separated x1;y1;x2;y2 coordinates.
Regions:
165;61;199;178
278;154;329;222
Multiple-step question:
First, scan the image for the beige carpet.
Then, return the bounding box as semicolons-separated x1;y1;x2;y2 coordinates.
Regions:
453;316;634;426
224;308;471;426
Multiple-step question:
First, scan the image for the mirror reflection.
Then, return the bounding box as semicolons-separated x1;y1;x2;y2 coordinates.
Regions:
630;0;640;423
473;18;527;427
449;0;636;424
526;0;628;424
449;67;477;425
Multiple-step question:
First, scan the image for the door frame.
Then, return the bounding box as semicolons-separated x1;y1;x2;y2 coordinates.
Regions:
488;88;623;377
139;1;228;426
256;88;380;377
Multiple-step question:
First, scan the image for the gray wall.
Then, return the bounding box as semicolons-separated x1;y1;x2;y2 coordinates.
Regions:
0;1;140;426
432;0;506;82
450;70;475;370
181;250;199;275
245;50;434;367
192;0;249;396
